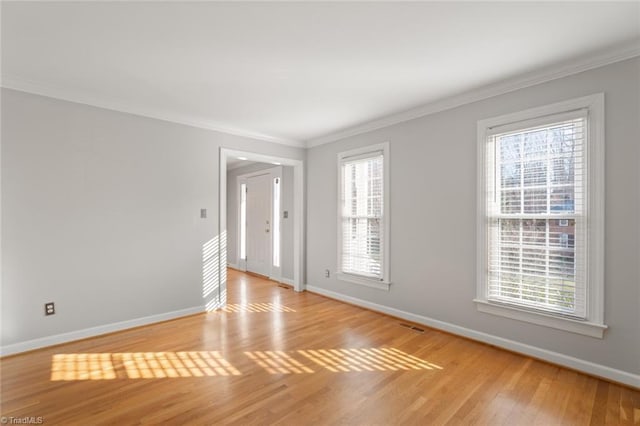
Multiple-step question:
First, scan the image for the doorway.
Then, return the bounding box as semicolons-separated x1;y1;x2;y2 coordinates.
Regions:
219;148;304;294
245;172;271;276
236;166;282;280
243;171;273;277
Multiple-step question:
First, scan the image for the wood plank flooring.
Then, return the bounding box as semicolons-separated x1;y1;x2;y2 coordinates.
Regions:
1;269;638;425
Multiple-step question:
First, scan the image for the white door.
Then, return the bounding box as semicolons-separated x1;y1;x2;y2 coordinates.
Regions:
246;173;271;276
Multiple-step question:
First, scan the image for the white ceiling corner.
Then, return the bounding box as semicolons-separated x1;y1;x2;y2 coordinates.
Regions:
305;39;640;148
0;75;306;148
1;2;639;149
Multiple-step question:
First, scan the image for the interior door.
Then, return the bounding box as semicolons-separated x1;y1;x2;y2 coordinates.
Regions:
246;173;272;277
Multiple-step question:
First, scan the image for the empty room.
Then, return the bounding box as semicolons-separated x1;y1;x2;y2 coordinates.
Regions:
1;1;639;424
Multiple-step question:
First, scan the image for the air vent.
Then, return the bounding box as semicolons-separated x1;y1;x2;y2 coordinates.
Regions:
399;323;424;333
278;284;290;290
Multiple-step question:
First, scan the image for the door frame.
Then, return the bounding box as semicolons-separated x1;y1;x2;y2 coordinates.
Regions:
220;148;305;292
237;166;282;279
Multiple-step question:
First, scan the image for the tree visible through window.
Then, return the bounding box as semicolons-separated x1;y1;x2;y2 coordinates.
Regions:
490;119;582;315
477;94;605;337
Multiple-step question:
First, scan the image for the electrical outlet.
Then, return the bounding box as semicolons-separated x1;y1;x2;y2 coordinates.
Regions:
200;208;207;218
325;269;330;278
283;211;288;219
45;302;55;316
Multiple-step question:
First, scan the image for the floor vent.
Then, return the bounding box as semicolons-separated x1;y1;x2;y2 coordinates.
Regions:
399;323;425;333
278;284;291;290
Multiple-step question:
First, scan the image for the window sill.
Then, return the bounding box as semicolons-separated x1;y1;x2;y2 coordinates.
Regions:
473;299;607;338
337;273;391;291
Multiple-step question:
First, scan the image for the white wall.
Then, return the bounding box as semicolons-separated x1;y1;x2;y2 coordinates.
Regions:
306;58;640;377
1;88;304;350
226;163;295;282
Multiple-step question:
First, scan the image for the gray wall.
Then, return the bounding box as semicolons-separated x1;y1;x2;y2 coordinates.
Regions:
1;88;304;347
282;165;294;280
3;58;638;378
226;163;295;281
306;58;640;375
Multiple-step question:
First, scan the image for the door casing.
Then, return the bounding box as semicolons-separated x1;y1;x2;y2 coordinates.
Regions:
219;148;305;295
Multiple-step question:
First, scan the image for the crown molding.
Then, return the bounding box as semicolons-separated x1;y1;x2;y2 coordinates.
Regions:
305;40;640;148
3;40;638;150
0;76;305;148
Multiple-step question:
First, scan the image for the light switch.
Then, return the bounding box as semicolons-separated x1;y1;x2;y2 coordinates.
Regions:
200;209;207;218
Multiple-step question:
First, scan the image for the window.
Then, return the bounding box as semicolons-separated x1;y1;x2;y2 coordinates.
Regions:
476;94;606;338
273;177;281;268
239;183;247;260
338;143;390;290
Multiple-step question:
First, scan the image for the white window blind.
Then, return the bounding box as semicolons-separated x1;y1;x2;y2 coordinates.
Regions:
340;151;384;279
485;110;587;318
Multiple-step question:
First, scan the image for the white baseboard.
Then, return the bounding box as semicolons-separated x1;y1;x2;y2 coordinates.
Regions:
305;285;640;389
267;275;295;286
279;277;295;286
226;263;241;270
0;306;205;357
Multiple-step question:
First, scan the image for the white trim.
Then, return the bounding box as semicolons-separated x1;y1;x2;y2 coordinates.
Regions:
272;169;283;274
306;41;639;147
275;277;295;286
293;162;305;291
3;44;636;150
474;300;606;339
305;285;639;389
220;148;305;293
226;262;241;270
235;166;283;279
238;179;247;271
235;169;277;179
336;273;390;291
281;278;294;286
0;306;204;357
476;93;606;336
337;142;391;288
1;77;304;148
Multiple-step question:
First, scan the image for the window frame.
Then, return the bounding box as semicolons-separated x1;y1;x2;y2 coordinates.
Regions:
337;142;391;291
475;94;606;338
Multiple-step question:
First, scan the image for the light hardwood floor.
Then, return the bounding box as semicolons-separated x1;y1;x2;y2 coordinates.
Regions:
1;269;638;425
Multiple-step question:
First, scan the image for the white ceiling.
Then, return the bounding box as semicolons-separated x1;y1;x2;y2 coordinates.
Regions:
227;158;259;170
2;2;639;147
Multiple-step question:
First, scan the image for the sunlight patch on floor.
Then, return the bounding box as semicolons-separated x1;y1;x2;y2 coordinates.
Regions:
297;347;442;373
51;353;116;381
245;347;441;374
51;347;440;380
51;351;241;381
245;350;315;374
223;302;296;313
